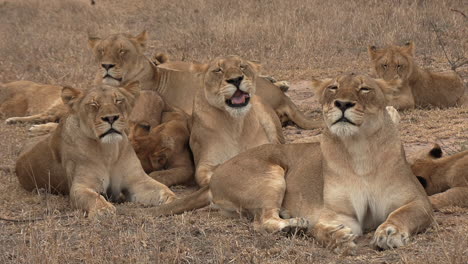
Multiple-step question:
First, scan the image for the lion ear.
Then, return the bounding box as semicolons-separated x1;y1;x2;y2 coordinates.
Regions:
375;78;402;104
153;52;169;65
247;61;262;74
88;36;101;49
134;30;148;49
368;45;379;60
61;86;83;110
402;41;415;57
429;144;443;159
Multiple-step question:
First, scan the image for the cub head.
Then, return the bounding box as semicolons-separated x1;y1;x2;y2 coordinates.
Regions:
410;144;443;195
89;30;148;86
312;73;400;138
368;41;415;81
61;82;140;144
131;125;173;173
199;55;260;117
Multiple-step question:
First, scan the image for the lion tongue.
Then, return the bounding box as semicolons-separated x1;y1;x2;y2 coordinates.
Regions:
231;90;248;104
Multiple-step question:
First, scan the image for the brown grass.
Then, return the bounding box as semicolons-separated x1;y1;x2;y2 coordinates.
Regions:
0;0;467;263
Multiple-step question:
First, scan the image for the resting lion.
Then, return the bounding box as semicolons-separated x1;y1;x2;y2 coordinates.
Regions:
411;144;468;210
188;55;285;186
132;73;432;253
0;81;63;122
132;112;194;187
15;82;175;217
368;41;465;109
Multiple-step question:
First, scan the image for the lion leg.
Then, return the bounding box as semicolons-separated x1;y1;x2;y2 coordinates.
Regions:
148;166;194;187
429;187;468;210
372;199;432;250
194;163;217;187
125;174;176;206
28;122;59;136
69;183;116;218
211;162;309;234
311;210;358;255
278;98;323;130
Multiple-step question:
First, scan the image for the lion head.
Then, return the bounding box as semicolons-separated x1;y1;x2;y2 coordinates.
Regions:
132;124;173;173
88;31;148;86
368;41;415;81
61;82;140;144
410;144;444;195
199;55;260;117
313;73;400;138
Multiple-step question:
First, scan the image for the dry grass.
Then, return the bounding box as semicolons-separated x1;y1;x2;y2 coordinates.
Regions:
0;0;467;263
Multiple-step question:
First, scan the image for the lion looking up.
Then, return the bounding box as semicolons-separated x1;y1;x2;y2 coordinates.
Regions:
15;82;175;217
411;144;468;210
368;41;465;109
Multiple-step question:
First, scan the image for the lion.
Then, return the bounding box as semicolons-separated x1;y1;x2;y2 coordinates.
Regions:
187;55;285;187
411;144;468;210
0;81;63;122
368;41;465;109
132;112;194;187
15;82;175;217
127;73;432;253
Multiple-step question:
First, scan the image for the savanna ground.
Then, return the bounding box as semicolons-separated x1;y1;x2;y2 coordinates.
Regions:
0;0;467;263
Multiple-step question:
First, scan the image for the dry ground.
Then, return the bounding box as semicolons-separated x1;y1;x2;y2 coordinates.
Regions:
0;0;467;263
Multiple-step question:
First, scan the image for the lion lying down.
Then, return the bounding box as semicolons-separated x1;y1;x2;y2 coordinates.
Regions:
411;144;468;210
15;82;175;217
368;41;465;109
128;73;432;253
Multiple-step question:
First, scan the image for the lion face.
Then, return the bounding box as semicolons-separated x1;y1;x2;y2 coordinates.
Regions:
314;74;398;138
131;126;170;173
410;144;443;195
202;55;259;117
368;42;415;81
61;82;140;144
89;31;148;86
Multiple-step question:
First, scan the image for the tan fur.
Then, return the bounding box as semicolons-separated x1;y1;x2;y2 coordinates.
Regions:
411;144;468;210
1;81;63;123
132;108;194;187
137;73;432;253
189;55;285;186
368;41;465;109
15;82;175;217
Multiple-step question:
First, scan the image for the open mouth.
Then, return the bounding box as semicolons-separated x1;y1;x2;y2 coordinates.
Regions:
103;74;123;82
225;89;250;108
333;116;356;126
99;128;122;138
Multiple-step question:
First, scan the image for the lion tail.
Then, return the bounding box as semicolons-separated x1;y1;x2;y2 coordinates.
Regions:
119;186;211;217
284;97;324;130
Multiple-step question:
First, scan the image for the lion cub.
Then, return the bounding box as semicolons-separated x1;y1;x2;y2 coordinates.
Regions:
411;144;468;210
143;73;432;253
15;82;175;217
368;41;465;109
189;55;285;187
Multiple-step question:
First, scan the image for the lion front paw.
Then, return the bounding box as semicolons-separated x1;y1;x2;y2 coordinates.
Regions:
372;223;409;250
280;217;309;234
314;223;357;255
5;117;19;125
88;198;116;218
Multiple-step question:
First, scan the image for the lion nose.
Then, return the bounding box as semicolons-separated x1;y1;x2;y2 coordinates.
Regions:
101;64;115;71
226;76;244;88
334;100;356;112
101;115;120;124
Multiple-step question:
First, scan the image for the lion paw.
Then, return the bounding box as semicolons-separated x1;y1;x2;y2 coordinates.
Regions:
5;117;19;125
281;217;309;234
88;199;116;218
372;223;409;250
315;223;357;255
386;106;401;125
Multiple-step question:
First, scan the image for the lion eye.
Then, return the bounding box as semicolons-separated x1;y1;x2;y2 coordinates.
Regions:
382;64;388;69
328;85;338;91
115;98;124;104
88;102;99;108
396;64;402;69
213;68;223;73
119;49;127;55
240;64;247;70
360;87;371;93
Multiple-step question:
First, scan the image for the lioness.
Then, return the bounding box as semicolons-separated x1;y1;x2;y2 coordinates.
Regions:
368;41;465;109
15;82;175;217
189;55;285;186
1;81;63;122
137;73;432;252
411;144;468;210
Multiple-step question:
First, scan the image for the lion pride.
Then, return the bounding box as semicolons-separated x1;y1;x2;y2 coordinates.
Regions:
15;82;175;217
368;41;465;109
130;73;432;253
